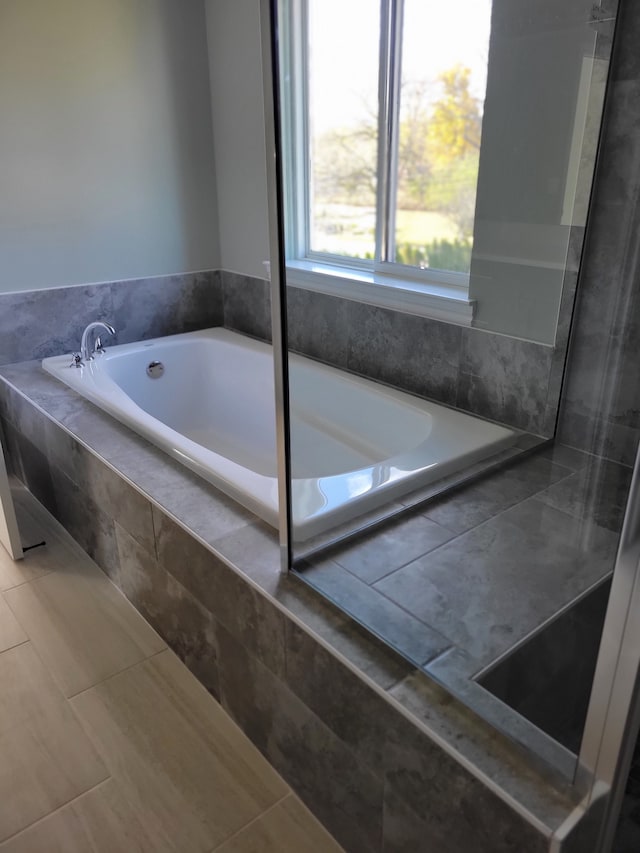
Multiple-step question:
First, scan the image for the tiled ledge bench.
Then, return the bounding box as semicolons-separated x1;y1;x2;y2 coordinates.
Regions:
0;360;594;853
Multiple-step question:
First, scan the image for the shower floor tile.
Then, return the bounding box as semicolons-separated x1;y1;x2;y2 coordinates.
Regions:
374;498;617;665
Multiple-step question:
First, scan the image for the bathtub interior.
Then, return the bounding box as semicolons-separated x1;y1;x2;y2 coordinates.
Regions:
42;328;520;541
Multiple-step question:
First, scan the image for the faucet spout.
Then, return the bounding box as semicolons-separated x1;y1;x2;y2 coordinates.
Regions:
80;322;116;362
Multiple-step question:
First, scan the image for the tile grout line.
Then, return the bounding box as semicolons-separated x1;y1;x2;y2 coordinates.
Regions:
1;564;169;703
208;791;293;852
0;777;112;849
66;647;168;702
403;467;580;568
332;521;457;588
0;637;30;658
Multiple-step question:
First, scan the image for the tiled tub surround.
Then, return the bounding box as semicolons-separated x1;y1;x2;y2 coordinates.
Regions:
224;269;569;438
0;267;560;438
556;0;640;468
0;271;223;366
0;363;604;853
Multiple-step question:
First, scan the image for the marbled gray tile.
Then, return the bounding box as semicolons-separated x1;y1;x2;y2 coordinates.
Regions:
271;572;414;691
0;418;22;480
458;329;554;434
285;618;411;778
51;395;153;463
387;670;579;827
592;81;640;208
382;779;546;853
0;284;113;364
479;580;610;755
209;520;281;590
175;511;413;691
609;0;636;81
115;524;219;699
5;424;57;516
426;647;577;779
43;419;156;554
43;415;84;482
216;623;383;853
139;461;254;545
286;287;349;368
153;507;286;677
50;464;121;585
330;512;454;584
376;498;618;664
537;442;592;472
558;408;640;467
0;271;222;366
110;271;223;343
383;676;566;853
421;454;574;536
73;445;155;554
222;271;271;342
0;362;76;408
559;303;629;445
6;388;48;449
346;302;462;406
536;457;632;533
297;558;451;666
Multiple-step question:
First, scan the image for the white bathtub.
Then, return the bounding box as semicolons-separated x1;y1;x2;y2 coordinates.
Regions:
42;328;517;540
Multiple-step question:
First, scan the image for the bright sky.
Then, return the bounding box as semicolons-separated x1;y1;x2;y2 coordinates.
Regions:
309;0;493;133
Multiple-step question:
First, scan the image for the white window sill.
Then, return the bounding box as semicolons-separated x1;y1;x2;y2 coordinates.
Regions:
285;260;476;326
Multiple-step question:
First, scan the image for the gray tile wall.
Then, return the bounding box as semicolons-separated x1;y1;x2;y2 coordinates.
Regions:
4;264;561;435
0;373;578;853
0;271;223;365
221;271;559;436
557;0;640;466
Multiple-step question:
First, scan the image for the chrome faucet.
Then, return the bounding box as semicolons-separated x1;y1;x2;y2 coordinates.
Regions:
79;322;116;363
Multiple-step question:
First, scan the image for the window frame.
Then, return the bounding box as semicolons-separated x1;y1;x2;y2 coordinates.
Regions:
279;0;476;324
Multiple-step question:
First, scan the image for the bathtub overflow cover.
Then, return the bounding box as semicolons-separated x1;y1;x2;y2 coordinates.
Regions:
147;360;165;379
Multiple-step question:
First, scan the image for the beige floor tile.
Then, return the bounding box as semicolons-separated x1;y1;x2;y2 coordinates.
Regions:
4;555;166;697
0;500;55;590
0;643;108;842
0;593;27;652
214;795;344;852
0;541;53;591
0;488;98;591
71;650;288;853
0;779;182;852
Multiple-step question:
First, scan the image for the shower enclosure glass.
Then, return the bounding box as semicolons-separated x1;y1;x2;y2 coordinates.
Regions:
265;0;632;795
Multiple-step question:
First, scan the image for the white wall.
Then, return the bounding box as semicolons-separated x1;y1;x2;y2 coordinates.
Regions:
205;0;270;280
0;0;220;293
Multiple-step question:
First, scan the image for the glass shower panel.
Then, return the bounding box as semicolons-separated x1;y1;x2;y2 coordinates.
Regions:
274;0;622;780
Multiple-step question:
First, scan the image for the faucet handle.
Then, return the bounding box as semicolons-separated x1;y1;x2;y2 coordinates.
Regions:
70;353;83;368
94;336;105;356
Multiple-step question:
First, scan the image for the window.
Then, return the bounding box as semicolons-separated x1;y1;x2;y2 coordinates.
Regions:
279;0;493;314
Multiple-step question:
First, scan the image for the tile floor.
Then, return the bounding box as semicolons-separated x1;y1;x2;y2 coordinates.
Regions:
300;445;626;675
0;486;342;852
